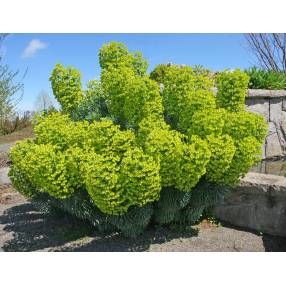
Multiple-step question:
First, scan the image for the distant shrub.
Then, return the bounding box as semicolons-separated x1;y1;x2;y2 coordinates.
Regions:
246;67;286;90
9;42;268;237
0;111;33;136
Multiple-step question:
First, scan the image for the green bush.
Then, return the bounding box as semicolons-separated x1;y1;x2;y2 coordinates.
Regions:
9;41;268;237
246;67;286;90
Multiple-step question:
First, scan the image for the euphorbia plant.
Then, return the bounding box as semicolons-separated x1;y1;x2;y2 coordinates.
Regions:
9;42;268;237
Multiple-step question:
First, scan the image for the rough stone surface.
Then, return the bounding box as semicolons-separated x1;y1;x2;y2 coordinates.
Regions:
248;89;286;98
245;97;269;121
270;98;286;123
266;122;284;158
213;172;286;237
244;90;286;159
251;159;286;177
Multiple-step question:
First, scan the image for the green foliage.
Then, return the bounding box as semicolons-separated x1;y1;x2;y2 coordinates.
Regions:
9;141;83;199
177;90;216;132
87;119;136;154
99;41;148;76
205;134;236;183
9;41;268;237
34;112;89;150
246;67;286;90
82;147;161;215
176;180;231;225
108;204;154;237
156;64;215;129
216;69;249;112
101;66;163;128
150;64;170;83
154;188;192;224
221;136;263;185
187;109;226;138
71;80;108;122
224;111;268;143
50;63;84;114
143;127;211;191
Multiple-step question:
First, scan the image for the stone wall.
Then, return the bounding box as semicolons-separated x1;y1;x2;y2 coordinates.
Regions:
245;89;286;159
213;172;286;237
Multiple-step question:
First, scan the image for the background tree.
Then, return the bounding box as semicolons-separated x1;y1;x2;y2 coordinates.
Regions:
0;33;24;119
245;33;286;72
34;90;55;112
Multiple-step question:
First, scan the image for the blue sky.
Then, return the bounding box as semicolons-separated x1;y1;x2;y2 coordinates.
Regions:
1;33;254;111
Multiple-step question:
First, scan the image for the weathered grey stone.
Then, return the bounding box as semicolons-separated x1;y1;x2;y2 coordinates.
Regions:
270;98;286;123
213;172;286;237
282;99;286;111
245;97;269;121
281;121;286;138
250;159;286;177
265;122;283;157
261;143;266;160
248;89;286;98
211;88;286;98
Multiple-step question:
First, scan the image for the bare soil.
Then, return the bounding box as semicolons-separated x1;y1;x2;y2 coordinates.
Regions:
0;126;34;145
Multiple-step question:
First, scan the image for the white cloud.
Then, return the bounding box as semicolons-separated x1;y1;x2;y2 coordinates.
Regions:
22;39;48;58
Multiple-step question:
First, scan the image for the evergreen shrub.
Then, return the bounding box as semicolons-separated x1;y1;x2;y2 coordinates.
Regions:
9;42;268;237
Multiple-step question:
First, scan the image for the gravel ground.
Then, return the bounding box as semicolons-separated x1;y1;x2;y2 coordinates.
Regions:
0;168;10;185
1;185;286;252
0;142;15;154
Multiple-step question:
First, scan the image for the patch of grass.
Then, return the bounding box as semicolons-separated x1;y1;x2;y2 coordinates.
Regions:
246;67;286;90
0;126;34;145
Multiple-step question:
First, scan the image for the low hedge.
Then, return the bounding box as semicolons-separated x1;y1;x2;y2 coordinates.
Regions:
9;42;268;237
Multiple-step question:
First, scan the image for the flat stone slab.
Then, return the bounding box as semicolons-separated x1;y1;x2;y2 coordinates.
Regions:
241;172;286;190
248;89;286;98
213;172;286;237
211;88;286;98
